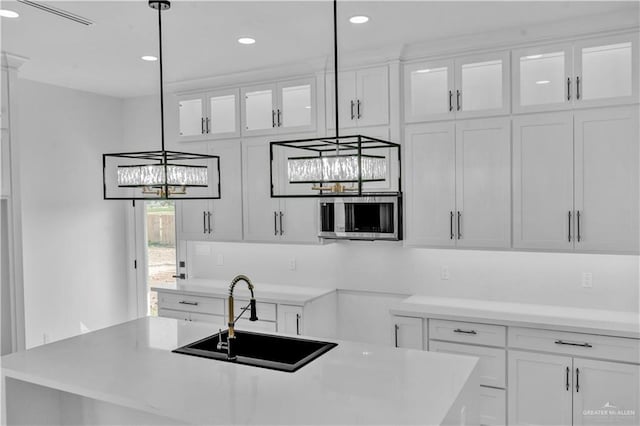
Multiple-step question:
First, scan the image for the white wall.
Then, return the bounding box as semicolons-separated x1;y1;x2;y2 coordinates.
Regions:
17;79;130;348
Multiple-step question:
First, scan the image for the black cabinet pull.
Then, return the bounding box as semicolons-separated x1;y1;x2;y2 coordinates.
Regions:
277;109;282;127
172;273;186;280
457;211;462;239
456;90;461;111
453;328;476;335
567;77;572;101
394;324;399;348
576;368;580;392
205;117;210;134
274;211;278;236
207;211;212;234
450;211;454;240
568;211;572;242
576;210;581;242
576;76;581;100
178;300;198;306
203;211;207;234
555;339;592;348
272;110;276;128
356;99;361;119
350;100;355;120
279;211;284;235
296;313;300;335
449;90;453;111
565;366;570;391
201;117;205;134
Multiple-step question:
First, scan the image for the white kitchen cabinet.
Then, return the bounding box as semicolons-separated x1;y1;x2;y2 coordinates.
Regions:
277;305;304;335
508;350;573;426
242;78;316;136
512;112;574;250
404;52;509;122
176;89;240;142
572;358;639;426
512;43;574;113
404;118;511;249
241;137;318;243
176;140;243;242
391;316;424;350
479;387;506;426
158;308;225;326
327;66;389;129
574;107;639;253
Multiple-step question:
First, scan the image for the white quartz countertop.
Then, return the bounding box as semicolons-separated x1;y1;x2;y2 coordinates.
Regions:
1;317;478;425
152;279;335;305
390;295;640;339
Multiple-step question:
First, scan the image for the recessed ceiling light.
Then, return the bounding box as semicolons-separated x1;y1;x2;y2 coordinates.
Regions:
526;54;543;59
415;69;431;74
141;55;158;61
0;9;20;18
238;37;256;45
305;106;312;109
536;80;551;85
349;15;369;24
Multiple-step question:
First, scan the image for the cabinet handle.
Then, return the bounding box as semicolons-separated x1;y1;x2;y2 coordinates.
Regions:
456;90;461;111
450;211;454;240
554;339;592;348
201;117;205;134
178;300;198;306
576;76;581;100
566;366;570;391
274;211;278;236
206;117;210;134
567;77;572;101
207;211;212;234
576;210;581;242
279;211;284;235
457;211;462;239
350;100;355;120
296;313;300;335
272;110;276;128
449;90;453;111
453;328;476;335
277;109;282;127
356;99;361;119
172;273;186;280
203;211;207;234
394;324;399;348
576;368;580;392
568;211;572;242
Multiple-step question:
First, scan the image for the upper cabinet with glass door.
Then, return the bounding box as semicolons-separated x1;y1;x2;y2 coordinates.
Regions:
404;51;510;122
241;77;316;137
513;34;638;113
176;88;240;142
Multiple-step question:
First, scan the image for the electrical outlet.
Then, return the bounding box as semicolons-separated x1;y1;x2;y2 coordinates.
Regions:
582;272;593;288
216;254;224;266
441;266;450;280
43;333;48;344
289;258;297;271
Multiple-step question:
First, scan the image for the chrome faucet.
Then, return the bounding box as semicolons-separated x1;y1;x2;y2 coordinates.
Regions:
217;274;258;360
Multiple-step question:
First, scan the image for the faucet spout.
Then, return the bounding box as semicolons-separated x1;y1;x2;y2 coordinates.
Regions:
225;275;258;359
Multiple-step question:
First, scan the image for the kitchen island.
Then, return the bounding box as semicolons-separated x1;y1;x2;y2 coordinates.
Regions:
1;317;479;425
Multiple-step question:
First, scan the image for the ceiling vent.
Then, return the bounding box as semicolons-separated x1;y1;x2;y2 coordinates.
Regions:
17;0;93;26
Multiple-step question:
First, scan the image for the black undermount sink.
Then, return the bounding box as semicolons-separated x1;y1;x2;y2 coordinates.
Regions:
173;330;338;372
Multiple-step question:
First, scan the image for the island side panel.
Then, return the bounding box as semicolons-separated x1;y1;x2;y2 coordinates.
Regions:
441;361;481;426
302;290;338;338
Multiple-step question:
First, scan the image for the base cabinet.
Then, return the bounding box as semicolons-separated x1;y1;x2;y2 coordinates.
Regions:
480;387;507;426
390;316;424;350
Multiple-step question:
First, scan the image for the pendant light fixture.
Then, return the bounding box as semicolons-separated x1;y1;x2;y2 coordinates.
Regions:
269;0;401;197
103;0;220;200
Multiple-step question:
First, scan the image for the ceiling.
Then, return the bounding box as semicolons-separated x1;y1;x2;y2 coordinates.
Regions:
2;0;638;98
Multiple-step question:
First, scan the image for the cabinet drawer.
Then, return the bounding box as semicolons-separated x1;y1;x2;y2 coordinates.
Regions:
234;299;277;322
479;386;506;426
158;292;225;316
158;308;190;322
190;312;225;325
429;320;506;347
508;327;640;364
430;340;506;388
235;318;277;333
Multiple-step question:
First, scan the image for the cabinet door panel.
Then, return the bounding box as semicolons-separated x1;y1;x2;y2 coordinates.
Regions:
575;35;639;107
404;123;456;247
209;140;243;241
573;358;639;426
356;66;389;127
513;44;573;113
455;118;511;248
326;72;357;130
391;316;423;350
242;85;276;135
508;351;573;426
279;79;315;132
209;90;239;137
280;198;318;243
177;200;210;240
242;138;280;242
479;387;506;426
277;305;304;335
513;113;574;250
455;52;510;118
177;95;205;140
574;107;639;253
404;60;455;122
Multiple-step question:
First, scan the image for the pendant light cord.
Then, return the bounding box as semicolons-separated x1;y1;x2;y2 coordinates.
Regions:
333;0;339;140
157;5;166;152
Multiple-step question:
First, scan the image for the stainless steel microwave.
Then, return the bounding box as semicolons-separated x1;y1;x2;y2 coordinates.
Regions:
319;196;402;241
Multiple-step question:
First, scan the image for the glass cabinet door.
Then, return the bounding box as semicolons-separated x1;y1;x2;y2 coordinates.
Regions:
279;80;313;130
513;45;572;113
208;90;238;136
242;85;276;134
404;60;454;123
574;35;638;107
455;52;510;117
177;96;205;139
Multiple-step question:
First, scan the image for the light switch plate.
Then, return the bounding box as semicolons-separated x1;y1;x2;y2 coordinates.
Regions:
441;266;450;280
582;272;593;288
216;254;224;266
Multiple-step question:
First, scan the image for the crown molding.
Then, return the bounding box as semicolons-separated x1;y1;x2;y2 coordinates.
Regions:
1;52;29;70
